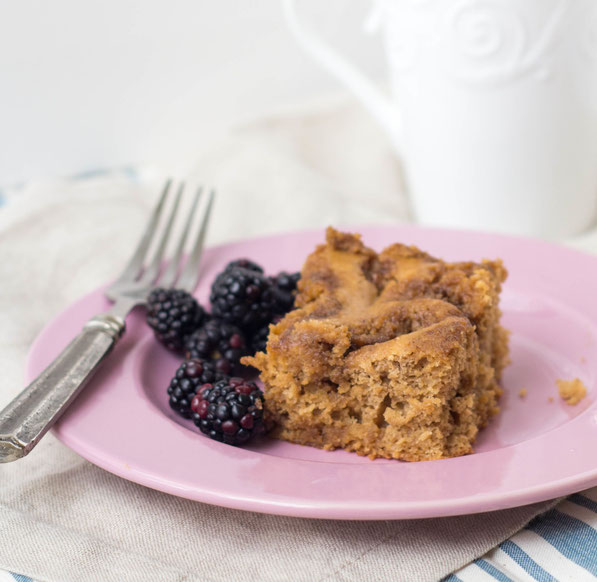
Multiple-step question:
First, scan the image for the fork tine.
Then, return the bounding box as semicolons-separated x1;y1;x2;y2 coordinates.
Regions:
159;186;203;288
138;182;184;287
176;189;215;292
113;179;172;284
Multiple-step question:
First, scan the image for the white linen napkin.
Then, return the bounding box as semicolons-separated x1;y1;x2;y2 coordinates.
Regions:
0;95;580;582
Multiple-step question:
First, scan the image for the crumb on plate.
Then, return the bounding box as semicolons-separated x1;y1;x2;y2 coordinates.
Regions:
556;378;587;406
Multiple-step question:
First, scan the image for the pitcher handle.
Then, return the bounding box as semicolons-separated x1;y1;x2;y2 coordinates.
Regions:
282;0;402;154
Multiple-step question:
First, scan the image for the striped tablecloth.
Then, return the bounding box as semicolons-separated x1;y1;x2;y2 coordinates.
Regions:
448;490;597;581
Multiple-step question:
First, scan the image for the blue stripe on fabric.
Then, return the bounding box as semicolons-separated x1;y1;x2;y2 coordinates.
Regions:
71;165;139;182
71;167;113;180
11;574;34;582
569;493;597;514
0;189;5;207
122;165;139;181
527;509;597;576
499;540;558;582
475;559;514;581
440;575;462;582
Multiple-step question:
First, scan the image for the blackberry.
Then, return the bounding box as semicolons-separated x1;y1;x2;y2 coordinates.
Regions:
190;378;265;445
271;288;294;314
146;288;205;352
224;258;264;274
250;324;270;355
270;272;300;314
272;271;300;293
210;267;275;331
184;318;248;374
249;315;281;355
167;358;228;418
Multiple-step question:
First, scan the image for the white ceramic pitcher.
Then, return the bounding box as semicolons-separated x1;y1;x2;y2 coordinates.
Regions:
284;0;597;239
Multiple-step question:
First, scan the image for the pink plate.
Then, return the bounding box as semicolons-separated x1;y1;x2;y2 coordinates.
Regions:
26;225;597;520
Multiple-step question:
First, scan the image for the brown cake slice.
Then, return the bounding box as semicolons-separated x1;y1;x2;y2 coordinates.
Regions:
243;228;509;461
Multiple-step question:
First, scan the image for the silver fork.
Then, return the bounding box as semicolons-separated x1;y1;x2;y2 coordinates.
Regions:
0;179;214;463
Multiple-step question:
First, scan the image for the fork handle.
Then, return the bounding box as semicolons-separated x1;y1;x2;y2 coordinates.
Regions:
0;313;125;462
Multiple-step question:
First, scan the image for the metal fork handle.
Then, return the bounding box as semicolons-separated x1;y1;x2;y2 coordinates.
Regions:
0;313;125;463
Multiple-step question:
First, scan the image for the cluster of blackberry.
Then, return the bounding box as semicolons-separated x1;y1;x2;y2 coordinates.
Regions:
145;258;299;445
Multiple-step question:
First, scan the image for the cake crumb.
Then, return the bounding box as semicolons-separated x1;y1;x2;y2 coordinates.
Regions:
580;356;586;363
518;388;527;398
556;378;587;406
548;396;554;403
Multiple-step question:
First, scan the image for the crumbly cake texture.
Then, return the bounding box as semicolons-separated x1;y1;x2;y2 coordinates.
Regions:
557;378;587;406
243;228;509;461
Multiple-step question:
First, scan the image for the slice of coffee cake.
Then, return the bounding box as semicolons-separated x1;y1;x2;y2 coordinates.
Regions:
243;228;508;461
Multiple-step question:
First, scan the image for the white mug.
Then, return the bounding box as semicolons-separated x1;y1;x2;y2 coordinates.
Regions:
284;0;597;239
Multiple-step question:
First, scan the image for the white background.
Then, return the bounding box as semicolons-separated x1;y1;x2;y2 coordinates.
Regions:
0;0;385;186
